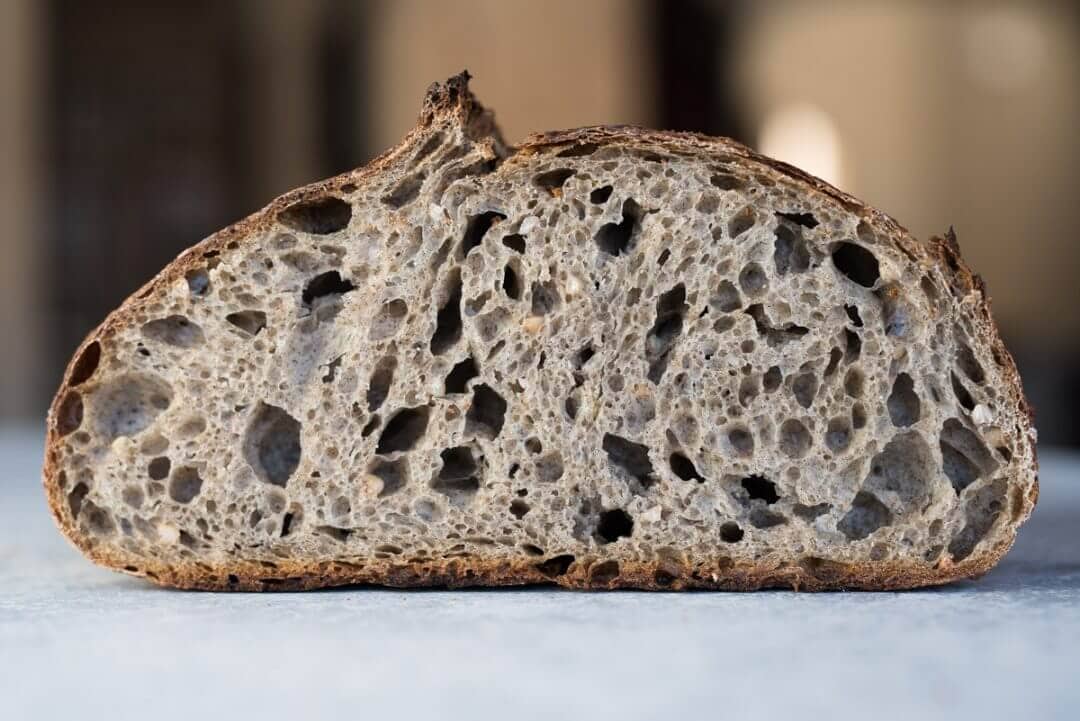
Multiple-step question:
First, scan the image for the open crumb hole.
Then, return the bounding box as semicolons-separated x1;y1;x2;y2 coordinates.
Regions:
243;403;302;487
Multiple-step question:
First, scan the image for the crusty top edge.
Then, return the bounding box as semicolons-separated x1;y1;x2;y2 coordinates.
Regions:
516;124;904;232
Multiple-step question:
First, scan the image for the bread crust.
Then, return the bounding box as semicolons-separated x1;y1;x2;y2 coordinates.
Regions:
43;72;1038;591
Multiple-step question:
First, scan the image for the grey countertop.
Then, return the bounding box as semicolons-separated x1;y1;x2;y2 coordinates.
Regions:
1;426;1077;721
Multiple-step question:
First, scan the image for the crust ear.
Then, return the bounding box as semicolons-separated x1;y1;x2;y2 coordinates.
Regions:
420;71;506;148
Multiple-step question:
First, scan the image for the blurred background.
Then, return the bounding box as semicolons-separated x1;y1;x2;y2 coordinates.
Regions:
1;0;1078;445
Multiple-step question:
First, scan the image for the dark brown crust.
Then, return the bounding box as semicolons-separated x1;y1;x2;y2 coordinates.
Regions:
48;549;1013;592
42;73;1038;592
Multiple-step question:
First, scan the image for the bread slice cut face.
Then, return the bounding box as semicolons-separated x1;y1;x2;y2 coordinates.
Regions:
44;74;1037;590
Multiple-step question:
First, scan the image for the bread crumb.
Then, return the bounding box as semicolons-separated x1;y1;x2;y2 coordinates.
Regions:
521;316;544;334
110;437;133;457
520;216;539;235
565;273;584;298
158;523;180;545
973;404;994;425
361;474;385;497
428;203;449;224
640;505;662;523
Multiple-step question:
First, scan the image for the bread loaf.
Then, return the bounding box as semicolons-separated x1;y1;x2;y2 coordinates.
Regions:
44;73;1037;590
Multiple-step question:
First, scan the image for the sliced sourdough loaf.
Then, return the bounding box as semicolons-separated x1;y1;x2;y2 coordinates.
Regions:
44;73;1037;590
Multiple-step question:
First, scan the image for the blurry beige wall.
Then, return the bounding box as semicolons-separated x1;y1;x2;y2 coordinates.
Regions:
366;0;655;150
735;0;1080;347
0;0;44;421
241;0;329;201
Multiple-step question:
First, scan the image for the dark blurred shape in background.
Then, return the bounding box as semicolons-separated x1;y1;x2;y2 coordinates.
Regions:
1;0;1077;445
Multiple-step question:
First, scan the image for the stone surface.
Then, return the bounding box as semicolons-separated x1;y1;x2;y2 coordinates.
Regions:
2;426;1077;720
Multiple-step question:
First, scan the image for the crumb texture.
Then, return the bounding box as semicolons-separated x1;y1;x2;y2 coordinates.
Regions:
45;76;1036;591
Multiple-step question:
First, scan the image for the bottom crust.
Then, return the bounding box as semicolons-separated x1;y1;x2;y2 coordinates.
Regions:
69;537;1010;592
